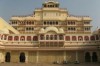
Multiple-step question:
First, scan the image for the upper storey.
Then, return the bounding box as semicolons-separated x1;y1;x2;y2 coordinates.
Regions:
34;0;68;21
11;0;92;21
10;1;92;34
42;0;59;8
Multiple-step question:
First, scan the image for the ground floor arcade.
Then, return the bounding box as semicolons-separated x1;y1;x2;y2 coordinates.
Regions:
0;50;100;63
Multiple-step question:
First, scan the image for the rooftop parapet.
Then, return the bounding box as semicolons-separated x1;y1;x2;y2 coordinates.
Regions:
35;8;67;12
11;15;34;20
67;15;92;21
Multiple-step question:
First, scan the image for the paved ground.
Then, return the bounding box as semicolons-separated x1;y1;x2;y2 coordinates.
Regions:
0;63;100;66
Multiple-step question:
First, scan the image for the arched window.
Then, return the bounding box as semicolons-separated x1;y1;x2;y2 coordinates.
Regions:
72;36;77;41
95;35;99;40
78;36;83;41
4;35;7;40
8;36;13;41
29;21;31;25
27;36;31;41
27;21;28;25
84;36;89;41
71;22;73;25
44;22;46;25
32;21;34;25
59;35;63;40
53;22;55;25
50;35;53;40
50;5;53;7
90;36;95;41
20;36;25;41
68;21;70;25
65;36;70;41
92;52;98;62
40;35;44;40
47;22;49;25
48;5;50;7
1;35;3;40
46;35;49;40
54;35;57;40
50;22;52;25
14;36;19;41
44;4;46;7
85;52;91;62
33;36;38;41
56;21;58;25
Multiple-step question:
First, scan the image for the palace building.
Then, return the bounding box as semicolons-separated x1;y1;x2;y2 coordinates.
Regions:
0;0;100;63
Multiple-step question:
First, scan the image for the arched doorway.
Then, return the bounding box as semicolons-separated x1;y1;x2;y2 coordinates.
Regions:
5;52;10;62
19;52;25;63
85;52;91;62
92;52;98;62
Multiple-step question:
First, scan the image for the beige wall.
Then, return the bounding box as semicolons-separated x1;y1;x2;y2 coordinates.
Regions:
0;51;5;63
0;50;99;63
39;51;63;63
28;51;36;63
66;51;75;62
78;51;84;62
11;51;19;63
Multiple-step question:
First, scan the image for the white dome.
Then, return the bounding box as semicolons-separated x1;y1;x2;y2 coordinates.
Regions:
59;28;64;33
41;28;44;31
39;28;44;33
45;27;58;33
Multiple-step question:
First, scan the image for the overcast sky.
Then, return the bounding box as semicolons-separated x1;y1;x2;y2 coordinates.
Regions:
0;0;100;31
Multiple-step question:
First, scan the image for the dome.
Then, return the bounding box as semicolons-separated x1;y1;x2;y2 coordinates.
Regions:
39;28;44;33
59;28;64;33
45;27;58;33
41;28;44;31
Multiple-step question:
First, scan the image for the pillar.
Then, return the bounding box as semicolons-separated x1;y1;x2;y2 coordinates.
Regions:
75;51;79;62
90;52;92;62
0;52;3;63
25;52;28;63
2;35;4;40
0;51;5;63
36;51;39;63
63;51;66;61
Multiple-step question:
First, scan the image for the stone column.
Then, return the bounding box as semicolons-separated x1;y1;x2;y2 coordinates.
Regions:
90;52;92;62
0;51;5;63
64;51;66;61
0;52;2;63
2;52;5;63
75;51;79;62
36;51;39;63
2;35;4;40
25;52;28;63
